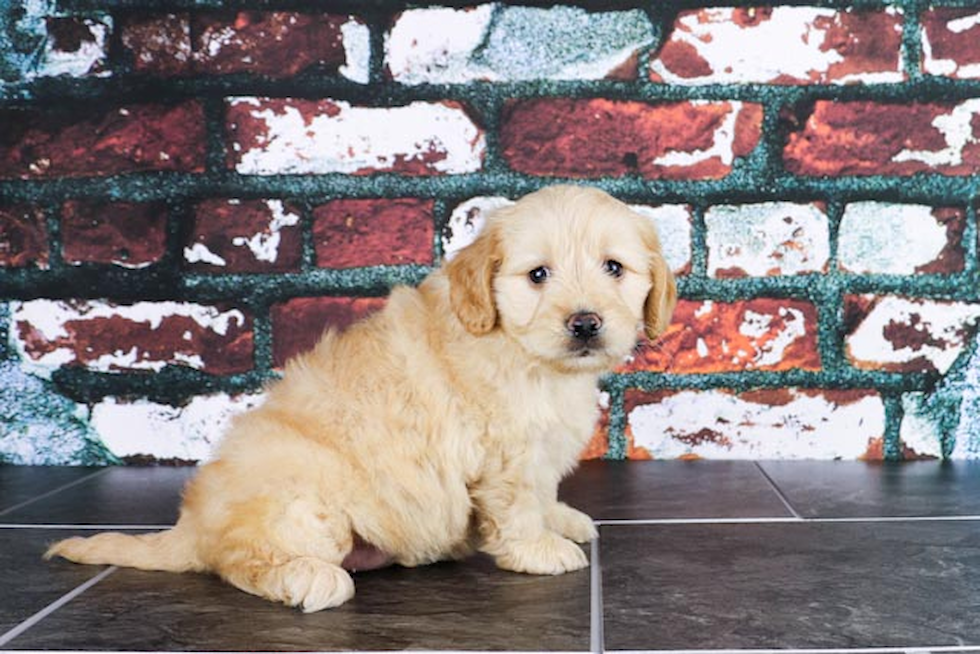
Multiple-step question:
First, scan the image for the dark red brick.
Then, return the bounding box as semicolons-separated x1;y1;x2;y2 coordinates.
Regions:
185;199;303;273
62;200;167;268
500;98;762;179
195;12;349;77
313;199;434;268
922;9;980;78
0;102;206;179
272;296;385;367
0;206;48;268
783;100;980;176
622;298;821;373
121;12;356;78
120;14;192;76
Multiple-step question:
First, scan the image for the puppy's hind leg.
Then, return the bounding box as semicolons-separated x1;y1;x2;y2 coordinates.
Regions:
221;556;354;613
204;496;356;612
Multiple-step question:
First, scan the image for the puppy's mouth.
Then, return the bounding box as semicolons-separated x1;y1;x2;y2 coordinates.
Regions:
566;337;606;359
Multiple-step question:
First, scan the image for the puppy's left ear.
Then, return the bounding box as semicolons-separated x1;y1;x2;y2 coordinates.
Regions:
445;226;500;335
644;252;677;340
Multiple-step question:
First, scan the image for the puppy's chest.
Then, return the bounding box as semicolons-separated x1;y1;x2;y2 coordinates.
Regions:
498;374;599;439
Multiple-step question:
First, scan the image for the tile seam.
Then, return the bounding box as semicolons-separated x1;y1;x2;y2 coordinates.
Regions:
752;462;804;519
0;566;117;648
606;646;980;654
0;468;111;518
596;515;980;526
0;523;174;529
591;535;604;654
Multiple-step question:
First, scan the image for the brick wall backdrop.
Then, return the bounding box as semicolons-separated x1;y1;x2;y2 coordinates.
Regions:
1;0;978;465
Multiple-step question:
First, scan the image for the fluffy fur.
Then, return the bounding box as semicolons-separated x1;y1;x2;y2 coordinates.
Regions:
46;185;677;612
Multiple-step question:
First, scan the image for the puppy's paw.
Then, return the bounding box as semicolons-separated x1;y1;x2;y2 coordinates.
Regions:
546;502;598;543
494;532;589;576
277;557;355;613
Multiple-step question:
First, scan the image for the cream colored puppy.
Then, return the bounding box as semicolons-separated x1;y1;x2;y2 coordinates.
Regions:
47;185;677;612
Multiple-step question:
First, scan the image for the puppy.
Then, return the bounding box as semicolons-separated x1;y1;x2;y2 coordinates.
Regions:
46;185;677;612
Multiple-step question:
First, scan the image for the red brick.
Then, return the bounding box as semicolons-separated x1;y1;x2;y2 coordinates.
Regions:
500;99;762;179
313;199;434;269
922;9;980;78
185;199;303;273
121;12;361;79
651;7;903;85
0;206;48;268
0;102;206;179
62;200;167;268
11;300;253;375
783;100;980;177
622;298;820;374
271;296;385;367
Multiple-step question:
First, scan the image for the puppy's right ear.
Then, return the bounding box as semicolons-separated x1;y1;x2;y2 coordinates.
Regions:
445;226;500;335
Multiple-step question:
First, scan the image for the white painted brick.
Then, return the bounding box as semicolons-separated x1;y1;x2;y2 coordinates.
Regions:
386;5;653;84
228;98;485;175
629;389;884;459
90;393;265;463
705;202;830;277
650;7;903;85
838;203;954;274
847;296;980;374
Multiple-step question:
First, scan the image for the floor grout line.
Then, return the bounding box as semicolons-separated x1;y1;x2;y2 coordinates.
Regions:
0;468;111;518
0;523;174;530
596;515;980;526
753;461;804;519
607;646;980;653
590;535;604;654
0;566;118;648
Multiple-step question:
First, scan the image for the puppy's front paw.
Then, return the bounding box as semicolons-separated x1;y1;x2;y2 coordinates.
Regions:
547;502;598;543
494;532;589;575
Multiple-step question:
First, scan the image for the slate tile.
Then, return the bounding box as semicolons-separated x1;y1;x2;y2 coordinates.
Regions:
8;553;591;651
758;460;980;518
601;521;980;650
560;460;791;521
0;529;111;637
0;467;103;516
2;467;194;526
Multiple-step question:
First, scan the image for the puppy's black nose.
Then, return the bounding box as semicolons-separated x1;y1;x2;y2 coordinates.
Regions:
567;311;603;341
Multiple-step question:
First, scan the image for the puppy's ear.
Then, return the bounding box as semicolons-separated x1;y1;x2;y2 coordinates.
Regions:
644;252;677;340
445;227;500;335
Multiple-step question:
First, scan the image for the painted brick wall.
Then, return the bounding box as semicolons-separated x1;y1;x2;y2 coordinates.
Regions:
1;1;978;465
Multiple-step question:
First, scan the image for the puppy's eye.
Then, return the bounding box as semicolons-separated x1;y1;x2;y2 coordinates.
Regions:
528;266;551;285
603;259;624;278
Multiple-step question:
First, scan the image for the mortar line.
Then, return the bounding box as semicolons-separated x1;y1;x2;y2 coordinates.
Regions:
0;566;117;648
0;468;110;518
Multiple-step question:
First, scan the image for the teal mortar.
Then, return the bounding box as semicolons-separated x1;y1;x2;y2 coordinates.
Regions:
0;0;979;461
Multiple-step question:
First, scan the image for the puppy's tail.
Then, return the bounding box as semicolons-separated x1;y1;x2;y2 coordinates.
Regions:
45;525;202;573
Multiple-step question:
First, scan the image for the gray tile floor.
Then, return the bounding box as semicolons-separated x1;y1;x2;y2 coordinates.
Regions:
2;460;979;652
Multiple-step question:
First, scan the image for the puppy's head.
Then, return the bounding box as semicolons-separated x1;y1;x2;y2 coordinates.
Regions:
446;185;677;373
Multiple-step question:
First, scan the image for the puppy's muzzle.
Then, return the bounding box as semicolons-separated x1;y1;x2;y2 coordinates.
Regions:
566;311;603;345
